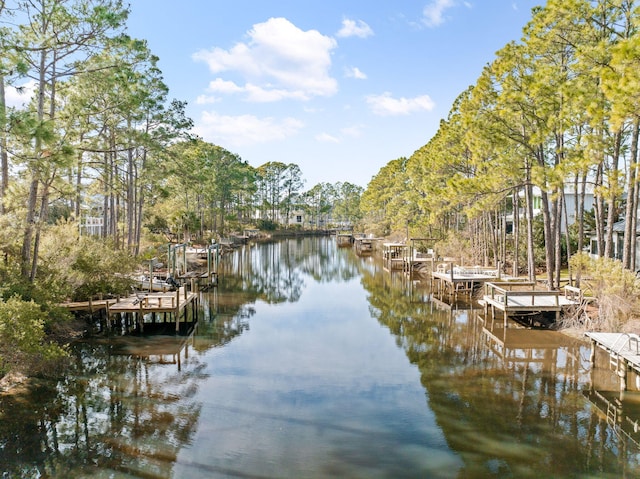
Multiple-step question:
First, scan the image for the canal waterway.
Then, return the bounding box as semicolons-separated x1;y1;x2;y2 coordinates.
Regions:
2;236;640;478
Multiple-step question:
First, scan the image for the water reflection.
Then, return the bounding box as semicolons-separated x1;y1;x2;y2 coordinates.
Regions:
360;263;640;478
1;237;640;478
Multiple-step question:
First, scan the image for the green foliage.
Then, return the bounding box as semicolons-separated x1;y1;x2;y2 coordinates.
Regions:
257;219;278;231
570;252;640;331
37;221;136;301
0;296;68;378
433;231;472;264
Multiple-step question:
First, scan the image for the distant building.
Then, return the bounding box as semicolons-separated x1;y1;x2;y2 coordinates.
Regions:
79;216;103;236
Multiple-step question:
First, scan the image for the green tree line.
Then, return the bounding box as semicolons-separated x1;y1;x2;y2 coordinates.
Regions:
361;0;640;290
0;0;363;377
0;0;362;289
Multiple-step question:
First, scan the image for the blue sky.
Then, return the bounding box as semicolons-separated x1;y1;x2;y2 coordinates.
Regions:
10;0;544;188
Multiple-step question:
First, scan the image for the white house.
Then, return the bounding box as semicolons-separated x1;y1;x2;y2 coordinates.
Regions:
516;184;595;230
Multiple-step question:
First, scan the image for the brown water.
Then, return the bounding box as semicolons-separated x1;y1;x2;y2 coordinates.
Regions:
1;236;640;478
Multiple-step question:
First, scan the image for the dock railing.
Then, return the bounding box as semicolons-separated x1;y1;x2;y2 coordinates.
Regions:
484;281;561;307
611;333;640;355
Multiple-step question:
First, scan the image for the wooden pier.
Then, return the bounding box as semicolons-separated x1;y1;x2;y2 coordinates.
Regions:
353;236;374;255
431;263;501;297
61;286;198;334
586;332;640;392
336;233;353;247
382;242;408;270
60;298;117;313
108;286;197;333
482;282;581;326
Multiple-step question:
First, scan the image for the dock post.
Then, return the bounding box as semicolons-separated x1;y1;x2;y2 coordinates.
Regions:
175;288;180;332
138;299;144;332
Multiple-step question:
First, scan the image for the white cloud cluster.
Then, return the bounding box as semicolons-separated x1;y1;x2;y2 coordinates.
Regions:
193;111;304;147
336;19;374;38
345;67;367;80
315;124;364;144
193;17;338;102
422;0;456;27
366;92;435;116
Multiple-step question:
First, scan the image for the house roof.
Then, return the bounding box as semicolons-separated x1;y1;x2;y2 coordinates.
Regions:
610;219;640;234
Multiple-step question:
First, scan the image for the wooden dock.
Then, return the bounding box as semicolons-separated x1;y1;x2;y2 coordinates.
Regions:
431;264;501;297
60;298;117;313
382;242;408;270
61;286;198;333
482;282;581;326
353;236;374;255
108;286;198;332
586;332;640;392
336;233;353;247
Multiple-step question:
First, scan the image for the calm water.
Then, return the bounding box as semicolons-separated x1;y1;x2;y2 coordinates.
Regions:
2;237;640;478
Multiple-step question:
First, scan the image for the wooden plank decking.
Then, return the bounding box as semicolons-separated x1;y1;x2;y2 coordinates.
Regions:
431;264;502;297
60;298;117;312
61;286;198;333
481;282;581;326
586;332;640;391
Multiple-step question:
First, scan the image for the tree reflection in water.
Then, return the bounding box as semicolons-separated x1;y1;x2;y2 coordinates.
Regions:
2;237;640;478
361;262;640;478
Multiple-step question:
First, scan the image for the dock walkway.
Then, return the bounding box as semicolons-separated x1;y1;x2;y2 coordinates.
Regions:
431;264;501;297
108;287;197;332
586;332;640;391
482;282;581;326
61;286;198;333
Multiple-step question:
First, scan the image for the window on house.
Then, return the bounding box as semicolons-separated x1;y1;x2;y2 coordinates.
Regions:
533;196;542;210
296;215;302;223
590;239;598;255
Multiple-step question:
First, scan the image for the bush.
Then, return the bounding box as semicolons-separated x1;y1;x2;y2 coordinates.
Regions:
257;219;278;231
0;296;67;378
570;252;640;331
37;221;136;301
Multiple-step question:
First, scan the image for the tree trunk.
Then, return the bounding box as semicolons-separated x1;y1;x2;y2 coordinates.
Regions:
624;120;639;270
30;180;53;281
0;74;8;214
604;131;622;259
524;168;536;282
594;162;605;258
127;145;135;251
513;190;520;277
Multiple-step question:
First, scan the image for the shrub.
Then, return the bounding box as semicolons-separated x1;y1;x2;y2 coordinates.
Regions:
569;252;640;331
0;296;68;378
257;219;278;231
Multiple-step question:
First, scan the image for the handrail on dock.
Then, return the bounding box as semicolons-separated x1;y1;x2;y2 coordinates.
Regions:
610;333;640;355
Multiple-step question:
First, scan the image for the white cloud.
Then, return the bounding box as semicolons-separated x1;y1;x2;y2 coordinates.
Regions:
193;17;337;101
316;132;340;143
206;78;245;95
193;111;304;146
203;78;309;103
366;92;435;116
345;67;367;80
422;0;456;27
5;80;36;108
336;19;373;38
195;95;220;105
